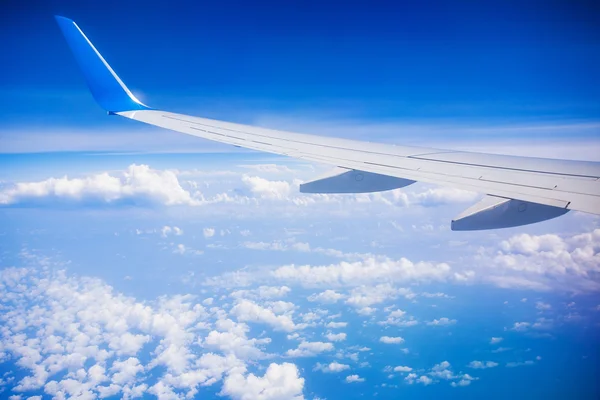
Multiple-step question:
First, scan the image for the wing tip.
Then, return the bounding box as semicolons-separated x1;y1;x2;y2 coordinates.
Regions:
55;15;151;113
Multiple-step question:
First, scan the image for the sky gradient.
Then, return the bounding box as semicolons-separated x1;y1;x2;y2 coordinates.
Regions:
0;1;599;400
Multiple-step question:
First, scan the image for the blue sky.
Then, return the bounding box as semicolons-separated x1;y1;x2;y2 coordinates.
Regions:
1;1;600;400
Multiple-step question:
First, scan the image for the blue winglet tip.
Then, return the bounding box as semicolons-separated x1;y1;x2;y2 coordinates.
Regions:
55;15;72;23
55;16;151;112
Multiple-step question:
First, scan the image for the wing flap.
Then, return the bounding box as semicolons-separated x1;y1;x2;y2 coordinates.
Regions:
451;195;569;231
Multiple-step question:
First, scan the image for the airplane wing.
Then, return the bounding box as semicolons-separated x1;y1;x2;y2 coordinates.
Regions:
55;16;600;231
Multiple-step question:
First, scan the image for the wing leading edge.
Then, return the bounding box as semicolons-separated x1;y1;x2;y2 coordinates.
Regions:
55;16;600;230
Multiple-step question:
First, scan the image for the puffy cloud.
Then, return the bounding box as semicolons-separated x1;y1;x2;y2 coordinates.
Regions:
231;286;291;300
0;164;204;206
378;308;418;328
313;362;350;373
536;302;552;311
417;376;433;385
410;187;479;206
345;284;406;309
426;317;457;326
307;290;345;304
203;228;216;238
405;374;432;386
173;243;204;256
450;375;476;387
429;361;454;380
490;337;503;344
272;257;452;288
324;332;346;342
404;361;479;387
0;267;297;399
345;375;365;383
161;226;183;237
511;322;531;331
108;333;150;356
379;336;405;344
285;342;334;357
242;175;292;200
110;357;144;386
203;320;271;360
325;322;347;329
483;229;600;292
221;362;304;400
230;300;302;332
393;366;412;372
468;361;498;369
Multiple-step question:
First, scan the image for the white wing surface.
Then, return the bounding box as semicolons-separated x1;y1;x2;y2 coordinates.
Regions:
56;16;600;230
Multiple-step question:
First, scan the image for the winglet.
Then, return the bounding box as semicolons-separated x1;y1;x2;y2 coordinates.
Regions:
55;16;150;112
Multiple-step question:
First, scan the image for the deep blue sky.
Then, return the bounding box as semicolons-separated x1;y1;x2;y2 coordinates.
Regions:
1;0;600;130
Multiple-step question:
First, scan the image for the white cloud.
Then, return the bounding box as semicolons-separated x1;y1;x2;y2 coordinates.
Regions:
348;346;371;352
285;342;334;358
484;229;600;292
242;175;292;200
468;361;498;369
258;286;292;299
421;292;453;299
221;362;304;400
509;318;553;335
0;164;204;206
393;366;412;372
313;362;350;373
451;375;476;387
426;317;457;326
203;228;216;238
307;290;344;304
0;267;302;399
506;360;536;367
345;284;404;309
230;300;302;332
535;301;552;311
324;332;346;342
410;187;479;206
173;243;204;256
161;225;183;237
417;376;433;385
325;322;347;329
345;375;365;383
231;286;291;300
405;373;432;386
491;347;512;353
203;320;271;360
356;306;377;316
379;336;405;344
272;258;452;288
108;333;150;356
110;357;144;386
490;337;503;345
378;308;418;328
404;360;480;387
429;361;454;380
